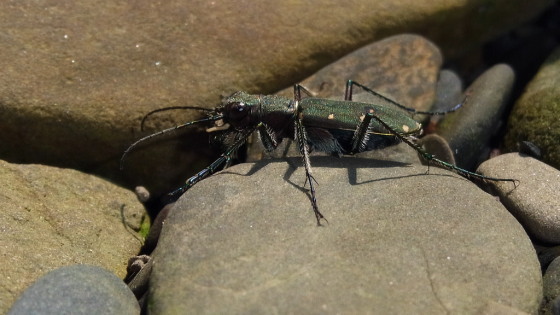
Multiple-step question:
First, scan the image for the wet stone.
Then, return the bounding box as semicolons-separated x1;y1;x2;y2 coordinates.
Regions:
149;158;541;314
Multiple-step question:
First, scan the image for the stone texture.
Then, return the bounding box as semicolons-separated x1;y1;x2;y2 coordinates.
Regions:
480;301;530;315
149;159;541;314
276;34;442;111
477;153;560;244
0;1;552;197
437;64;515;170
8;265;139;315
505;47;560;169
0;160;146;313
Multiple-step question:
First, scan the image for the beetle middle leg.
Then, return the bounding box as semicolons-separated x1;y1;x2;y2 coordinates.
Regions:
293;84;327;226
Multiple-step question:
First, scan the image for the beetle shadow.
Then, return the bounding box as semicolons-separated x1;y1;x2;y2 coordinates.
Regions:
219;155;461;195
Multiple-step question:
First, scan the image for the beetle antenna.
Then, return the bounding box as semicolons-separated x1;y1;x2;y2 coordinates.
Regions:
120;114;223;170
141;106;213;131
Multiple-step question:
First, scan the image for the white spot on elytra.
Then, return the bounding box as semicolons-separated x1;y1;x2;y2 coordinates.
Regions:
402;125;409;132
359;114;365;122
328;113;334;119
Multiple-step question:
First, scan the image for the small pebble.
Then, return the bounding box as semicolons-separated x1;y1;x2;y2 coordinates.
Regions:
135;186;151;203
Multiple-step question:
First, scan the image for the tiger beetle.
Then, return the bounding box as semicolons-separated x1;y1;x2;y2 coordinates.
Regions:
121;80;517;226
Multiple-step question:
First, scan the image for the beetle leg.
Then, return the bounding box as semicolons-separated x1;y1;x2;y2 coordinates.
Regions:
350;114;373;153
257;123;279;152
168;126;257;199
364;111;518;185
345;80;463;115
294;112;325;226
293;84;327;226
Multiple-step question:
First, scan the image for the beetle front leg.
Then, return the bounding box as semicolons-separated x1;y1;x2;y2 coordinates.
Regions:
257;123;279;152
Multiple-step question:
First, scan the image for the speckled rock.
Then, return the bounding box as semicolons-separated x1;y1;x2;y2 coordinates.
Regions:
0;1;552;197
0;160;146;313
8;265;139;315
477;153;560;244
505;47;560;169
149;158;541;314
437;64;515;170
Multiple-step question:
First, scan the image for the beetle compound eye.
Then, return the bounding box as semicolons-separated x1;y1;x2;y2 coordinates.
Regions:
227;102;250;121
234;102;246;112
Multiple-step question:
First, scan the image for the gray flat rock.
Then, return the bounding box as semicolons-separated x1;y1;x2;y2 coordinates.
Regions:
149;157;541;314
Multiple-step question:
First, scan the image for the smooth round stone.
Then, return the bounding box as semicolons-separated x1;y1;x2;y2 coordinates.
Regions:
417;134;456;165
437;64;515;170
432;69;463;113
477;153;560;244
8;265;139;315
149;158;541;314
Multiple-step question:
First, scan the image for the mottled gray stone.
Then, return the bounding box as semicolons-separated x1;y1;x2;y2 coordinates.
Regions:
149;158;541;314
478;153;560;244
8;265;139;315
